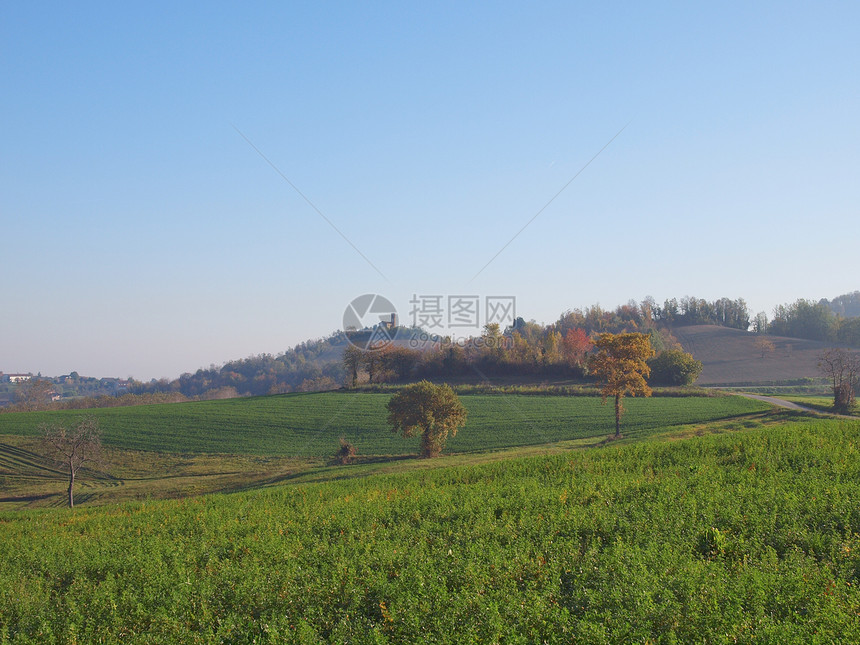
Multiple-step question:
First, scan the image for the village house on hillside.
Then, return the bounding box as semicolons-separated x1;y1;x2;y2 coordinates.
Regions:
5;373;33;383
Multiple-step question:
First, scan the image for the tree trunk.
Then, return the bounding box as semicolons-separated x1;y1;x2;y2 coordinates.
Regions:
420;430;440;459
614;393;622;438
68;469;75;508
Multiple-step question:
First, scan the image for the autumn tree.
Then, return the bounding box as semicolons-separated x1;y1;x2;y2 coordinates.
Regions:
342;344;364;388
364;345;383;384
588;332;655;438
542;330;563;367
561;328;593;368
818;348;859;412
379;345;421;382
41;417;102;508
754;337;776;359
386;381;467;458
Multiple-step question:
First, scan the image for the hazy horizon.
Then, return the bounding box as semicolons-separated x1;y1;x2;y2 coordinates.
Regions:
3;3;858;380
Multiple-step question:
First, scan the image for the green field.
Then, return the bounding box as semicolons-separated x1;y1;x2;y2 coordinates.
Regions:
1;418;859;643
0;392;770;456
779;394;859;416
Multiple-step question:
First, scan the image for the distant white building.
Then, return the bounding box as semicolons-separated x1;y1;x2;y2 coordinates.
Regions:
7;373;33;383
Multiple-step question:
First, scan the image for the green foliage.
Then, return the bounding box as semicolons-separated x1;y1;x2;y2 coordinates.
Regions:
769;299;838;341
0;393;768;456
659;296;751;329
1;419;859;642
837;316;860;347
387;381;467;458
821;290;860;318
648;349;704;386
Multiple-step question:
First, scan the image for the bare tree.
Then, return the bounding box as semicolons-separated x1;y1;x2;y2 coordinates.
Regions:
818;348;859;412
41;417;102;508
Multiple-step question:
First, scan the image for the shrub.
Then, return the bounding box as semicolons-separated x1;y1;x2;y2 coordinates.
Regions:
648;350;703;386
335;437;357;465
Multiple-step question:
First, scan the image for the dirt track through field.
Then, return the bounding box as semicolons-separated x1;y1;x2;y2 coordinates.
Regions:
738;394;857;419
739;394;816;412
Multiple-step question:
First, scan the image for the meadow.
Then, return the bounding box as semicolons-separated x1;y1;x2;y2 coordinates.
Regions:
0;391;769;456
780;395;858;416
1;417;859;643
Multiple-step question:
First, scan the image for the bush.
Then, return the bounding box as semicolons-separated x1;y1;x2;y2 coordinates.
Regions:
648;350;703;386
335;437;357;465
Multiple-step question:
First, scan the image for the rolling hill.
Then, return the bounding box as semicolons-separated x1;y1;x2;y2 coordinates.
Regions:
672;324;844;385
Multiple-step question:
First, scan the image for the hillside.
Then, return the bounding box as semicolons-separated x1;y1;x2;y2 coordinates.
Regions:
672;325;843;385
1;418;859;642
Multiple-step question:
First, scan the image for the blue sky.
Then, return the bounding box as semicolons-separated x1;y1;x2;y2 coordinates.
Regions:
2;2;858;379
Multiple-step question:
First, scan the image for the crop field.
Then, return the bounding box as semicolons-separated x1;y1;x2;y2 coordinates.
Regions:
672;324;837;385
1;418;858;643
0;392;769;457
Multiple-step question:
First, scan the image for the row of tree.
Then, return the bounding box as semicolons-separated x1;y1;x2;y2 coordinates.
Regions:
118;295;747;399
753;297;860;346
343;325;702;389
14;291;854;407
552;296;751;334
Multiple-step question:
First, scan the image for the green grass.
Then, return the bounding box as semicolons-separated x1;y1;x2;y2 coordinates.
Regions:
0;392;770;457
779;395;859;416
1;417;859;643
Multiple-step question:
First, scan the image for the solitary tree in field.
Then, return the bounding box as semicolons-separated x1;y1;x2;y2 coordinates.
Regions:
818;348;859;412
588;332;655;438
387;381;467;458
754;337;776;359
41;417;102;508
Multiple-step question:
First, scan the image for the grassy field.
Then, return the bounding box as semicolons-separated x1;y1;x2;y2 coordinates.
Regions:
778;395;859;416
1;417;858;643
0;391;770;456
0;393;771;510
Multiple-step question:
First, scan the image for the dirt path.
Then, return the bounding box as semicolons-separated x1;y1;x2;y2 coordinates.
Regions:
738;394;857;419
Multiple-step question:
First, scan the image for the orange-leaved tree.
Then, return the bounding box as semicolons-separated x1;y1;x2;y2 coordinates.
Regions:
588;332;655;438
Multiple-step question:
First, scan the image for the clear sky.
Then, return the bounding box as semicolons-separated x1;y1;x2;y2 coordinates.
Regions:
2;2;858;380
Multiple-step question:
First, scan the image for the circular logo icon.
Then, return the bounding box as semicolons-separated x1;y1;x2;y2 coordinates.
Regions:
343;294;398;351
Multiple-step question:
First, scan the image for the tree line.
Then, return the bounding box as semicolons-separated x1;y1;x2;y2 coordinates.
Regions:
9;291;855;409
753;292;860;346
343;323;700;388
